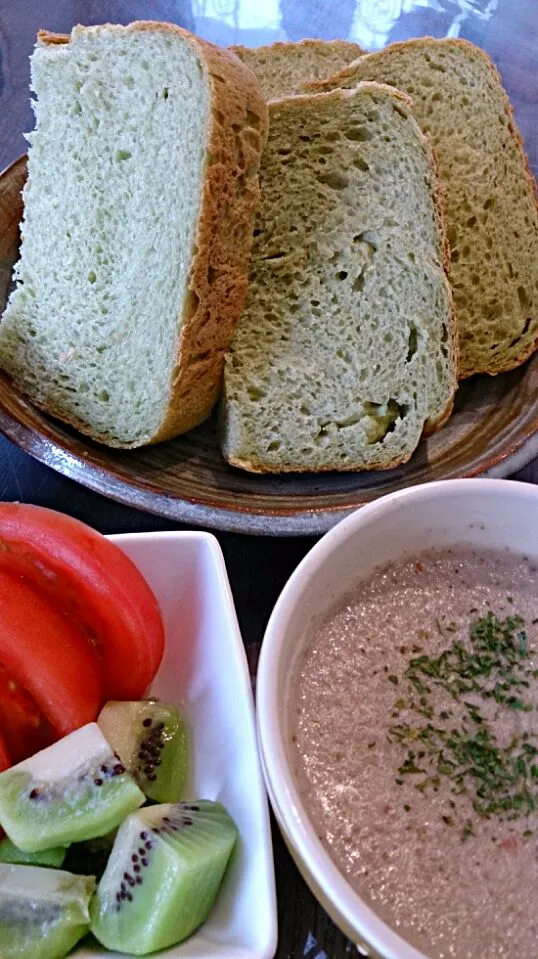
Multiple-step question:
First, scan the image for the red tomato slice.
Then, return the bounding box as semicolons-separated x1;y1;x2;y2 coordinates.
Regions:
0;504;164;699
0;730;11;772
0;570;104;737
0;664;55;763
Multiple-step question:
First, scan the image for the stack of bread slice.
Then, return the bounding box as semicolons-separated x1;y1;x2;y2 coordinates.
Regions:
0;29;536;474
221;37;538;472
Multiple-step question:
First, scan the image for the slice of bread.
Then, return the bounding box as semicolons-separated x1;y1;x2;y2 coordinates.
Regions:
221;84;457;474
230;40;364;100
0;22;267;448
308;38;538;378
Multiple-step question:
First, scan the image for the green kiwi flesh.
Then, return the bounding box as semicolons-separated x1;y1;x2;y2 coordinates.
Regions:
98;700;188;803
0;836;67;868
90;799;238;954
0;723;145;852
0;863;95;959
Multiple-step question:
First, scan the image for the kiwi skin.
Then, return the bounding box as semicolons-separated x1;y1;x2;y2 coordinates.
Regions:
0;836;67;868
98;700;188;803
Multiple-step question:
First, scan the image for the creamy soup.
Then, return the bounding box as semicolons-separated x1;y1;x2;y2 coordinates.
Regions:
289;547;538;959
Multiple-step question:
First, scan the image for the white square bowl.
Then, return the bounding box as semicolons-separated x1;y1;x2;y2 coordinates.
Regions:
77;530;277;959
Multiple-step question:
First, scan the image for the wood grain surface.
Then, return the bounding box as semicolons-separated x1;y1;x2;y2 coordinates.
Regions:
0;2;537;957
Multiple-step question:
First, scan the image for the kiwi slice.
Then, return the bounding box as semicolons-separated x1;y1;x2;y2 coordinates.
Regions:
90;799;238;954
0;863;95;959
0;836;67;868
0;722;145;852
98;700;188;803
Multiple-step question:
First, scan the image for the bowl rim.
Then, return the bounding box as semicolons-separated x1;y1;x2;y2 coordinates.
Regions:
257;478;538;957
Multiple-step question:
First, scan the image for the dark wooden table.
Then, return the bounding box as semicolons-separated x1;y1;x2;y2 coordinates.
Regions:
0;2;537;957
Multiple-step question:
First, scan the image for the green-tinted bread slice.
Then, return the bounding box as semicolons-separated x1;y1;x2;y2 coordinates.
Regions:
0;22;267;447
309;38;538;377
222;83;457;473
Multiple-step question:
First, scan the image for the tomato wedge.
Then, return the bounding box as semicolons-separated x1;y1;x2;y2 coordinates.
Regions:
0;664;55;763
0;504;164;699
0;730;11;772
0;569;104;737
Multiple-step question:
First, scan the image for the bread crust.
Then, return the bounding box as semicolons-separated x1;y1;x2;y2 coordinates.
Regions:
422;139;459;433
34;22;268;448
222;84;458;473
231;40;365;103
306;36;538;379
231;38;364;61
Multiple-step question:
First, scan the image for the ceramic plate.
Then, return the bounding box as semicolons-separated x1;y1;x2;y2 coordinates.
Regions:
1;157;538;536
76;530;277;958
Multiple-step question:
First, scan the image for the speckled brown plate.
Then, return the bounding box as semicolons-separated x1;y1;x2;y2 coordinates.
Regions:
1;155;538;536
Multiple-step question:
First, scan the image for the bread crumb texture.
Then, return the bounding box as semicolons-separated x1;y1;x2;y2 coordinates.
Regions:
222;84;457;473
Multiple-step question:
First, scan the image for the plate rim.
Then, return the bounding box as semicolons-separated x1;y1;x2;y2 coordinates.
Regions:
1;401;538;535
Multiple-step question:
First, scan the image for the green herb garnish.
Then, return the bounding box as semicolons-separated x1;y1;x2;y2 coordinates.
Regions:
388;612;538;841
